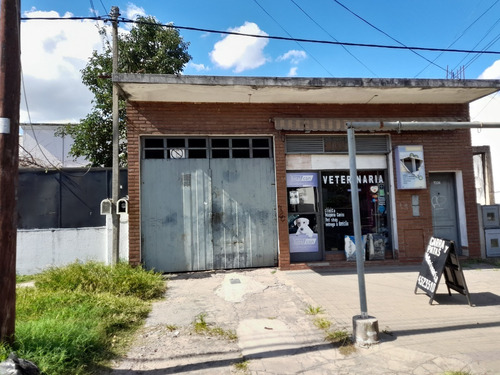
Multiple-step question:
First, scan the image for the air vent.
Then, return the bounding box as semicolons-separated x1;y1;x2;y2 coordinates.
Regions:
286;135;389;154
356;136;389;153
286;137;324;153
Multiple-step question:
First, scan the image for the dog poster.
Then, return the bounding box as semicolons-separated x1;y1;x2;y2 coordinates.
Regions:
289;214;319;253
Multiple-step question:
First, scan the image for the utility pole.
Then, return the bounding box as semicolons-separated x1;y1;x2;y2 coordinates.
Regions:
110;6;120;265
0;0;21;343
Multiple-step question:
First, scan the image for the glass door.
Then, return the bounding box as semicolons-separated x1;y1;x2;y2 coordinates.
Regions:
287;172;322;262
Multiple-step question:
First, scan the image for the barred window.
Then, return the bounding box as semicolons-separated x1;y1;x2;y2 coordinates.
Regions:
143;137;273;159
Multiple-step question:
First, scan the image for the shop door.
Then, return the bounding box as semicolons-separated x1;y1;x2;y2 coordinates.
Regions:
141;158;278;273
430;173;460;251
287;172;322;262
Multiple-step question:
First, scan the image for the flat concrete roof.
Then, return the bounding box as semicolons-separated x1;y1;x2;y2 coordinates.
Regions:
114;74;500;105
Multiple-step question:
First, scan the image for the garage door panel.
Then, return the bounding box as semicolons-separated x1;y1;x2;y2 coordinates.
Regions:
142;160;212;272
211;159;277;269
141;139;277;273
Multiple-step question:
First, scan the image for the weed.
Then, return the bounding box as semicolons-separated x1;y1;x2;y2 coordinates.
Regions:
193;313;209;332
313;317;332;330
166;324;179;332
325;329;351;346
305;304;324;315
234;359;250;373
443;372;472;375
326;329;356;355
193;313;237;341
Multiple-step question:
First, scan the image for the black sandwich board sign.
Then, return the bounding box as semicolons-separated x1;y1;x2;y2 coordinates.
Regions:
415;236;472;306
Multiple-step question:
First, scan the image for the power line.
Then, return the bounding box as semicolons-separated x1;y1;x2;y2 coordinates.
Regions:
330;0;447;72
252;0;334;76
289;0;378;77
21;15;500;56
415;0;500;77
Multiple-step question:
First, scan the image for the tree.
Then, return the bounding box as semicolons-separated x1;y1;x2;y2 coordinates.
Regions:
61;16;191;167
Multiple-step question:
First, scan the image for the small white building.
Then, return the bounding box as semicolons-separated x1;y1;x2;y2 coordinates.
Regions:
19;123;88;168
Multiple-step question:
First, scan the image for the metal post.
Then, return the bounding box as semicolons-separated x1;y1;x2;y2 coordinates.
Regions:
0;0;21;343
110;6;120;265
347;125;368;317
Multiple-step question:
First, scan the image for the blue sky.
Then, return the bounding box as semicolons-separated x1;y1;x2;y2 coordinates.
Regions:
19;1;500;195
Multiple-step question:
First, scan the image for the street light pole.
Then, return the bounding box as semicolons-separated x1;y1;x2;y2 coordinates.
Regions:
347;124;379;346
110;6;120;265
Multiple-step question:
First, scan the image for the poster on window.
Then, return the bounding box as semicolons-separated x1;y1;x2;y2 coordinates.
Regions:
289;214;319;253
395;145;426;189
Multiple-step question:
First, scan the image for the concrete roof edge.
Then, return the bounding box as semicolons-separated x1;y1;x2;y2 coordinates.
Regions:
113;73;500;89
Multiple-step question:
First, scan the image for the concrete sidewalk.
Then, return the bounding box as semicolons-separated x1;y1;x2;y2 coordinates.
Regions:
109;264;500;374
286;265;500;374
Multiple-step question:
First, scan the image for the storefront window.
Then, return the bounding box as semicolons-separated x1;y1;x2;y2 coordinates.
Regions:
321;170;390;260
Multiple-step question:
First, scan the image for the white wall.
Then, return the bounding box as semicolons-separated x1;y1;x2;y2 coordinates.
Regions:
17;219;129;275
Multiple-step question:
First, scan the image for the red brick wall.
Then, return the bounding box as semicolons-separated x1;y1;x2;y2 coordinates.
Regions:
126;101;476;268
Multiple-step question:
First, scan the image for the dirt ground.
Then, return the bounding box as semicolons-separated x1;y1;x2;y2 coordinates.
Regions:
105;268;330;374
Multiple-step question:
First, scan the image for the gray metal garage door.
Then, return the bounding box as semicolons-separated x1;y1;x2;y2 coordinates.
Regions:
141;137;278;272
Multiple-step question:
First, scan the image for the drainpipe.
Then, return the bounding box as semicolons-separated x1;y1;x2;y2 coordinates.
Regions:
347;121;500;131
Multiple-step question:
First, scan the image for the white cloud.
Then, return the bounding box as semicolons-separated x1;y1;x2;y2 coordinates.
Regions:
288;67;298;77
478;59;500;79
210;22;269;73
188;62;210;72
125;4;146;20
277;50;307;65
21;10;109;123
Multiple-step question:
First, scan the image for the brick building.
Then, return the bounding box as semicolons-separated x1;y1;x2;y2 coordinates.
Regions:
115;74;500;272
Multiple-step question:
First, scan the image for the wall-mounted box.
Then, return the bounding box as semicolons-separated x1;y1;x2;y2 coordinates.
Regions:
485;229;500;257
482;205;500;229
100;199;112;215
117;197;129;215
395;145;426;189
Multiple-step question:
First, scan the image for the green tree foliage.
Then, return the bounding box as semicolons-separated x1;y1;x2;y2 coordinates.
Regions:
62;16;191;167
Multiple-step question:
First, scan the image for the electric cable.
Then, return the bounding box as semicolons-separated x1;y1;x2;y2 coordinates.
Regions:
289;0;378;76
252;0;334;76
415;0;500;77
330;0;447;72
21;15;500;56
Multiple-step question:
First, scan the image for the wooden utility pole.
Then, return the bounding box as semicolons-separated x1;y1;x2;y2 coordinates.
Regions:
0;0;21;343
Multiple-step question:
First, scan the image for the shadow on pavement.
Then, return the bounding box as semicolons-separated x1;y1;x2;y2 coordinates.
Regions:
107;342;335;374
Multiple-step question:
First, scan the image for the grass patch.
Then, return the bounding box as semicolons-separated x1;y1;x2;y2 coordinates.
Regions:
16;274;35;284
313;317;332;330
305;304;324;315
234;359;250;373
325;329;356;355
443;372;472;375
325;329;351;346
193;313;237;341
1;261;166;375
